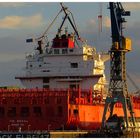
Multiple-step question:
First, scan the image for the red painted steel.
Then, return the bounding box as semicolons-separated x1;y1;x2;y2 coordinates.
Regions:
52;34;74;48
0;88;139;131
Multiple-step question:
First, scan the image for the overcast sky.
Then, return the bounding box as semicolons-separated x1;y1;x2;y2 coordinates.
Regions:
0;2;139;92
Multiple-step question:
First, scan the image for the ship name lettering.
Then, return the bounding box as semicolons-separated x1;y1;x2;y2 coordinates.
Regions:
17;120;28;123
9;120;15;123
0;135;12;138
15;134;24;138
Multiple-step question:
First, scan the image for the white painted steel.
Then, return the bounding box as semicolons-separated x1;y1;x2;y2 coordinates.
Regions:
16;44;109;92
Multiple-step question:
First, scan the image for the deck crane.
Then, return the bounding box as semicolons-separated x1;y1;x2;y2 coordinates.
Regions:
101;2;136;129
26;3;83;54
59;3;81;40
26;8;62;54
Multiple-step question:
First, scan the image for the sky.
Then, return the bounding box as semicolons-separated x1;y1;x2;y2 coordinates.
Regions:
0;2;139;92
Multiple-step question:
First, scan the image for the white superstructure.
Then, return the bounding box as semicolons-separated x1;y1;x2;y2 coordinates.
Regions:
16;32;109;93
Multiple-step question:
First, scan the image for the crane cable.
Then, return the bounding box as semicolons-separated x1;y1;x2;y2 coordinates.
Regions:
126;72;140;94
37;9;63;40
37;3;85;48
67;9;83;46
68;10;79;35
60;3;85;47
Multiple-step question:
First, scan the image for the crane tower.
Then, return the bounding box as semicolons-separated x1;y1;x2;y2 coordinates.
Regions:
101;2;136;128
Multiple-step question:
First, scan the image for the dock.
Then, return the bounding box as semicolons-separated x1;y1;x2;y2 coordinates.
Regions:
1;129;140;138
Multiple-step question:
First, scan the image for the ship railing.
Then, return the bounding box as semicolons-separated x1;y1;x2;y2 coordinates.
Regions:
68;88;104;105
25;70;92;76
16;71;96;78
69;115;79;124
0;88;104;105
113;95;140;109
0;88;68;97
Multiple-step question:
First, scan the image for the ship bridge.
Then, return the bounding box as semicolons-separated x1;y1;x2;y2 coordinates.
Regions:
16;41;109;94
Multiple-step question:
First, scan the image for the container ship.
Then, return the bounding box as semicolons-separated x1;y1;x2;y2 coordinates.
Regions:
0;3;139;132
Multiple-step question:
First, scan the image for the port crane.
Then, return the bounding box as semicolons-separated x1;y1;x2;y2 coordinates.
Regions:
101;2;136;129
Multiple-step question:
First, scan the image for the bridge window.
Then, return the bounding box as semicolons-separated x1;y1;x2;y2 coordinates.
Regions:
71;63;78;68
62;49;68;54
70;84;77;89
43;78;50;83
43;85;50;89
69;49;73;52
21;107;30;117
0;107;5;117
54;49;59;54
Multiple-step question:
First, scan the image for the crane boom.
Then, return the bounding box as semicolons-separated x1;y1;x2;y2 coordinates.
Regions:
60;3;81;40
38;9;62;40
26;3;84;54
101;2;135;129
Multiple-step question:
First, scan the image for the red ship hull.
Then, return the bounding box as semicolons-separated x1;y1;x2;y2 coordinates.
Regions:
0;88;139;131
